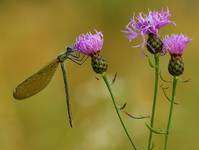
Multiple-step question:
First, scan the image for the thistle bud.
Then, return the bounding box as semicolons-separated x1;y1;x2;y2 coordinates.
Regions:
168;56;184;76
146;33;163;54
91;54;108;74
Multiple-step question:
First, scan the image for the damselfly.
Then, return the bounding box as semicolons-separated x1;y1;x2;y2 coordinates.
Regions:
13;47;88;127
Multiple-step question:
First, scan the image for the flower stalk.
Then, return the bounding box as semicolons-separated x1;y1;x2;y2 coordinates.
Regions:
164;76;178;150
73;30;137;149
162;34;191;149
102;73;137;150
147;53;160;150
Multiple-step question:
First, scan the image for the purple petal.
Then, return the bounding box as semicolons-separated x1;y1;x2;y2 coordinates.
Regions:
163;34;191;56
73;30;104;55
122;7;175;48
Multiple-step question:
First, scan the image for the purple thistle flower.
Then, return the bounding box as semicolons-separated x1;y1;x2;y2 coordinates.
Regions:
73;30;103;55
163;34;191;56
122;7;175;48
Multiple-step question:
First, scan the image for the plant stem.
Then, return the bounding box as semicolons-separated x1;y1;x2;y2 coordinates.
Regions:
164;76;178;150
147;54;160;150
102;73;137;150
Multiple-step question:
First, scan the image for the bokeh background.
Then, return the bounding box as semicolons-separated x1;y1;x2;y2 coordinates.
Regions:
0;0;198;149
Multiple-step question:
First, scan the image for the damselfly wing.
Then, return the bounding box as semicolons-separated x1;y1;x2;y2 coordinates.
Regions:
13;59;59;99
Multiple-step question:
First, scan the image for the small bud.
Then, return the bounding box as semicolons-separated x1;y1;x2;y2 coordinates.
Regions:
146;33;163;54
168;55;184;76
91;53;108;74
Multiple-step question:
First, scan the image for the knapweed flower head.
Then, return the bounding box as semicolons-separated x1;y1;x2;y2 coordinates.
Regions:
123;7;175;48
73;30;103;55
164;34;191;76
163;34;191;56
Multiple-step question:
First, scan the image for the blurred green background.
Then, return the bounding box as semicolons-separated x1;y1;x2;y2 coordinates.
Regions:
0;0;198;149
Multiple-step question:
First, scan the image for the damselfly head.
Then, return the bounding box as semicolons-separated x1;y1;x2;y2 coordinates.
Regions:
66;47;74;53
58;48;73;62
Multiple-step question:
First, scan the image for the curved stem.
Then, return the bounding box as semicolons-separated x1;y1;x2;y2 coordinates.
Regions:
147;54;160;150
102;73;137;150
164;76;178;150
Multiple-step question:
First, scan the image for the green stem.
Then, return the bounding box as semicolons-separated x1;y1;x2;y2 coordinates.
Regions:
147;54;160;150
164;76;178;150
102;73;137;150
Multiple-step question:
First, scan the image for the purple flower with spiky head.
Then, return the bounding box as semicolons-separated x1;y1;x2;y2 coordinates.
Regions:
123;7;175;48
163;34;192;56
73;30;103;55
164;34;191;76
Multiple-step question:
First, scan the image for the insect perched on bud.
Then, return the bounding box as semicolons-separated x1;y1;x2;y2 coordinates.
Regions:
13;47;88;128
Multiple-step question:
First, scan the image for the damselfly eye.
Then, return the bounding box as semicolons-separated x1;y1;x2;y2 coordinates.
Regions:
67;47;73;53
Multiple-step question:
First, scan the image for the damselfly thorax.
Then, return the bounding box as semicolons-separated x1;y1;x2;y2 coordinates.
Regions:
13;47;88;127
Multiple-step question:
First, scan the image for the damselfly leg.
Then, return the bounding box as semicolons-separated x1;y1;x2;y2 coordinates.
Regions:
67;50;88;65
